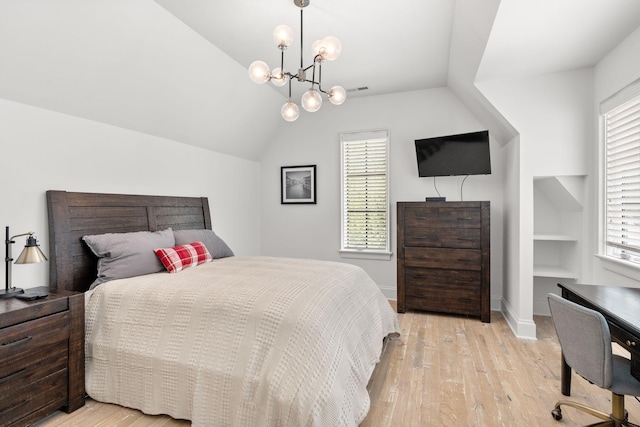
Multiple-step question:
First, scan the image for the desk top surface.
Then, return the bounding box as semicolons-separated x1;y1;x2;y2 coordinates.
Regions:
558;283;640;338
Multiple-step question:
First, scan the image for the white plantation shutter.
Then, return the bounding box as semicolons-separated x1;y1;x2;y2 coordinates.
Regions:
604;87;640;262
341;130;390;253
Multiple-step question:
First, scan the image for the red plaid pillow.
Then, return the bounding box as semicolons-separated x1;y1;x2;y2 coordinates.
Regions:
154;241;212;273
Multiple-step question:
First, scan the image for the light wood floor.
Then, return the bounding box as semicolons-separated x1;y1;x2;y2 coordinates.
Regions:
36;309;640;427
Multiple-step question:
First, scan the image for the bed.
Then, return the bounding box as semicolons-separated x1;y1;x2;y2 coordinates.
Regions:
46;190;399;427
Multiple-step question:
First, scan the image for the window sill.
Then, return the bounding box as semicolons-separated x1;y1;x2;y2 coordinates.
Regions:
596;254;640;281
339;250;392;261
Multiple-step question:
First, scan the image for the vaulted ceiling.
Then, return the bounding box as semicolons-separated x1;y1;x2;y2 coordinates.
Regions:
1;0;639;160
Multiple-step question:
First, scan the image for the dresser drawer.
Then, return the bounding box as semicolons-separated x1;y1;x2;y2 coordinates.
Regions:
404;247;481;270
405;206;481;229
0;312;69;373
0;370;68;427
405;267;481;290
405;227;481;249
404;270;481;315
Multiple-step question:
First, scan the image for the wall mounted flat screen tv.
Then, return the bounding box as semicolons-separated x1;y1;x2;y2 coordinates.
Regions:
415;130;491;177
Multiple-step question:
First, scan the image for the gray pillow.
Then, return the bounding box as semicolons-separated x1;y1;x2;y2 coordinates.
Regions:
173;229;234;259
83;228;175;287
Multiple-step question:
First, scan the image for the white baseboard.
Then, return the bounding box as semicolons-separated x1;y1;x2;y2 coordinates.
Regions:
379;286;396;301
501;298;537;340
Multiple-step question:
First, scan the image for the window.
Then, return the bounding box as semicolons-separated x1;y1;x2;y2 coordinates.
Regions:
340;130;391;259
603;81;640;264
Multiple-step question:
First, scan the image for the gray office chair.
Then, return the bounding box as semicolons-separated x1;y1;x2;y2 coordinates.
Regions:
548;293;640;426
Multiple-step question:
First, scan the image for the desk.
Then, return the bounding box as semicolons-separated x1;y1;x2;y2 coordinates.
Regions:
558;283;640;396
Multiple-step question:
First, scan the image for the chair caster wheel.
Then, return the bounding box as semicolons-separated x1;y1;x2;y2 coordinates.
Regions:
551;408;562;421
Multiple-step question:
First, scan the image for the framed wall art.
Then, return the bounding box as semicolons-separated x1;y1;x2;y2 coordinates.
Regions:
281;165;316;204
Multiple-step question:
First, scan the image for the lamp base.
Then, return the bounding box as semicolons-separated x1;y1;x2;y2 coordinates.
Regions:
0;287;24;298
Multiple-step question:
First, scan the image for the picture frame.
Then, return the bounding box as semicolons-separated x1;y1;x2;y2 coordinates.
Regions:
281;165;316;204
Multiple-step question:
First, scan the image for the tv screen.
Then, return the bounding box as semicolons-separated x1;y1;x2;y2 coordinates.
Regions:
415;130;491;177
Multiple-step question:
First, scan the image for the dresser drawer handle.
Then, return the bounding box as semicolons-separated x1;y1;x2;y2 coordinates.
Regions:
457;217;473;221
627;340;637;347
0;368;26;385
0;336;32;348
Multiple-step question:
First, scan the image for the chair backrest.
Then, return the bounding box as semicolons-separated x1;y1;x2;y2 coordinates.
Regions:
547;293;613;389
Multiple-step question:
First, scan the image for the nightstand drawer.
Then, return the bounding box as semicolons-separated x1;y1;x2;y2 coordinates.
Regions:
0;345;68;397
0;370;68;427
0;312;69;369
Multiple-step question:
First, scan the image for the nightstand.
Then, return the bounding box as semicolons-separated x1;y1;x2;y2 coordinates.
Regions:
0;286;84;426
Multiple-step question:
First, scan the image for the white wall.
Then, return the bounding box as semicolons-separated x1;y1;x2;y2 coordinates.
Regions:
477;68;593;337
0;98;261;290
0;0;283;161
591;25;640;286
260;88;505;303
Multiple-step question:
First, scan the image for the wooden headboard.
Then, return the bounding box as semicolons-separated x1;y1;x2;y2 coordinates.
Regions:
46;190;212;292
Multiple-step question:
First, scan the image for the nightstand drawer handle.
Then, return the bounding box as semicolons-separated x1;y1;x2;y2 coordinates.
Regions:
0;336;32;348
0;368;26;385
457;217;473;221
627;340;637;347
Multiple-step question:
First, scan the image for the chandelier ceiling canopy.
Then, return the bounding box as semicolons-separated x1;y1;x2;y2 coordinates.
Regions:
248;0;346;122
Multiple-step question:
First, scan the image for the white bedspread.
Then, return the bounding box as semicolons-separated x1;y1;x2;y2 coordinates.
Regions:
85;256;399;426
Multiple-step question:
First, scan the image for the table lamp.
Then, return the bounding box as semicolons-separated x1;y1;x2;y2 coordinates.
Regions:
2;226;48;298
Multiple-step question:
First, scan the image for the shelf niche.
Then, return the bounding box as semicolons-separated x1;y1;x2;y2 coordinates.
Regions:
533;175;584;281
533;175;585;316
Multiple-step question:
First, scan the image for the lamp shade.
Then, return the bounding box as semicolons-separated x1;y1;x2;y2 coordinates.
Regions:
14;235;48;264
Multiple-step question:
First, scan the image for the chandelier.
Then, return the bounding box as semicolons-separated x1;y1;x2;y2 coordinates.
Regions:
248;0;346;122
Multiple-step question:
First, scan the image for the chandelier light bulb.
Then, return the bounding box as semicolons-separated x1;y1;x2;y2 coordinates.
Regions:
271;68;287;87
301;89;322;112
315;36;341;62
248;60;271;84
328;86;346;105
281;101;300;122
273;25;294;49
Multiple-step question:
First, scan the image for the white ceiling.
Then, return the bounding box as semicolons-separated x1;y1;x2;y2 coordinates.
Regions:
477;0;640;81
1;0;640;159
154;0;456;101
156;0;640;95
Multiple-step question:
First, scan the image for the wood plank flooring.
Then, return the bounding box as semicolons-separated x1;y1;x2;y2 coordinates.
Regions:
36;309;640;426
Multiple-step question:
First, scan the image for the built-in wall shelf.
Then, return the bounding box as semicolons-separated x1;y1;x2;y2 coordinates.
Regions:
533;264;577;279
534;234;577;242
533;175;585;287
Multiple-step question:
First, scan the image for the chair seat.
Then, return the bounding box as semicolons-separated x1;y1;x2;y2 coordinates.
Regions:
611;355;640;397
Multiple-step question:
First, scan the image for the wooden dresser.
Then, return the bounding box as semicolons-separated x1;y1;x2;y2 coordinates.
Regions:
0;287;84;426
397;201;490;322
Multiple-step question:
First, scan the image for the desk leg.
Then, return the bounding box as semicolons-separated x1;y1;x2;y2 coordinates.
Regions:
561;352;571;396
